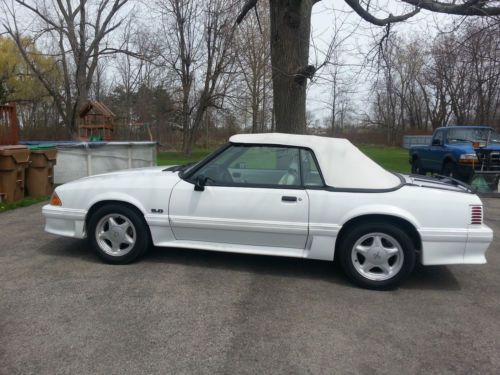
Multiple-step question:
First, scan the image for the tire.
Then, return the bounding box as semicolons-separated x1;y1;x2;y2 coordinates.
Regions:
441;160;455;178
87;204;150;264
441;161;472;182
338;222;416;290
411;157;426;175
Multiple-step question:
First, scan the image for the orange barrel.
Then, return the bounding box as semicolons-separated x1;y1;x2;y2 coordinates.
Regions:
26;145;57;197
0;145;30;202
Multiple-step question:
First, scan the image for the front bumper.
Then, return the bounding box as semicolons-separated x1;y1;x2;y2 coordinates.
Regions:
42;204;87;239
419;224;493;265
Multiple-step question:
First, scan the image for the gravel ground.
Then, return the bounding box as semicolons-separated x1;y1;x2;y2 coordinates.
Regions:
0;199;499;375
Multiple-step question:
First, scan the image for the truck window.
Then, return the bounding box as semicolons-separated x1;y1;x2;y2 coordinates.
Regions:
433;130;444;145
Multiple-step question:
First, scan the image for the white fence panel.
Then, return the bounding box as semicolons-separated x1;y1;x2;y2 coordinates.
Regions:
402;135;432;149
54;142;157;184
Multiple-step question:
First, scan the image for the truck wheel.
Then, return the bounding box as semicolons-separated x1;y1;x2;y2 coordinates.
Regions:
411;157;426;175
442;161;472;182
441;161;455;178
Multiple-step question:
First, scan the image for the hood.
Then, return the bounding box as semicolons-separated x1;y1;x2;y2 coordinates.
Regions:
447;142;500;152
66;166;173;184
54;165;182;211
59;166;181;191
476;144;500;151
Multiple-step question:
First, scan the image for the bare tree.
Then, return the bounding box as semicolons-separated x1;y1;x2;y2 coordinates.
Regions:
371;17;500;142
111;18;160;128
157;0;238;154
236;0;500;134
2;0;132;138
235;1;272;133
371;37;430;143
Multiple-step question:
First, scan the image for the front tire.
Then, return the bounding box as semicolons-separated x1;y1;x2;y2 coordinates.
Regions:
87;204;150;264
411;157;426;175
441;161;473;182
441;160;455;178
338;223;416;290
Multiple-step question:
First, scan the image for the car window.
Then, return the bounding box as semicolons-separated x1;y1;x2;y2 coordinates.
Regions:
300;149;323;187
192;145;302;187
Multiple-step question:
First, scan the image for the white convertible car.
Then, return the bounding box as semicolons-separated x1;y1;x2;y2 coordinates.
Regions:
43;133;493;289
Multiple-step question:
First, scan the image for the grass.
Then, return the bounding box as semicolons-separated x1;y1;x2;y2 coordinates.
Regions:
157;149;212;166
158;145;411;173
358;146;410;173
0;195;49;213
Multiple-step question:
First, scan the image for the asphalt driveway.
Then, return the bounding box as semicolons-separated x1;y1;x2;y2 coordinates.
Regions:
1;199;499;374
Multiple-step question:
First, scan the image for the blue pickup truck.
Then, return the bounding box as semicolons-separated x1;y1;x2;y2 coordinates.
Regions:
409;126;500;188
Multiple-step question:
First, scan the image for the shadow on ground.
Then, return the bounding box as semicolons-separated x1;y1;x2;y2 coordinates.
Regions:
39;237;461;291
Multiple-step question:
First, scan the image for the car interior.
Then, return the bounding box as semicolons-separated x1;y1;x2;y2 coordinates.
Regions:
192;145;324;187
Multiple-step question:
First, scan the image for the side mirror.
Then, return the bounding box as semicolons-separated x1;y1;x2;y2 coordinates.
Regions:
194;175;207;191
432;139;442;146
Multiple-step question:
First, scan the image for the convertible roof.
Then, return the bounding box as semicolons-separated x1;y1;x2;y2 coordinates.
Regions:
229;133;401;189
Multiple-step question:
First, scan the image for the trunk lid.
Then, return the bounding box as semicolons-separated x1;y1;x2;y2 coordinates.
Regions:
403;174;474;194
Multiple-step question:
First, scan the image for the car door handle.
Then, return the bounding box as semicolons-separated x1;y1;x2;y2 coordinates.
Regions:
282;196;297;202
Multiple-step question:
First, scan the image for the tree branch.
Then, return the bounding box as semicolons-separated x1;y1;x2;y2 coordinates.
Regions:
344;0;420;26
236;0;257;24
402;0;500;16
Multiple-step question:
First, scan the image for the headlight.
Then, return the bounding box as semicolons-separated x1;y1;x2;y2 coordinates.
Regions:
458;153;478;164
50;192;62;206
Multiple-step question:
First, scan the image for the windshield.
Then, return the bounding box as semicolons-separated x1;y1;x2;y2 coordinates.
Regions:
447;128;499;144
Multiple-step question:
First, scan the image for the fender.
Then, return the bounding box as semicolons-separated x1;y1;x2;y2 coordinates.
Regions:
442;152;456;164
86;192;149;215
339;204;421;229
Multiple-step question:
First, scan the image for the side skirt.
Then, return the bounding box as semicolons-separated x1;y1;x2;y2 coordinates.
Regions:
156;240;306;259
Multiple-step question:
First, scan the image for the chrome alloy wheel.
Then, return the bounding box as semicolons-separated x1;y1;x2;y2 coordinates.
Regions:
351;232;404;281
95;214;137;256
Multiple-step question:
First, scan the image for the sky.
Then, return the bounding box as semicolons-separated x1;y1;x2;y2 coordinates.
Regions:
307;0;463;122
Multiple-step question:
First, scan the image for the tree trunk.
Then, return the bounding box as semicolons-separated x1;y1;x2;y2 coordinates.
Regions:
269;0;312;134
251;94;259;133
180;91;191;153
183;97;207;155
71;67;89;140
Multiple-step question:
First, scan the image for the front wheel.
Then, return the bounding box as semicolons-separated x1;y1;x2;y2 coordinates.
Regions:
441;161;473;182
411;157;426;175
87;204;150;264
338;223;416;290
441;161;455;178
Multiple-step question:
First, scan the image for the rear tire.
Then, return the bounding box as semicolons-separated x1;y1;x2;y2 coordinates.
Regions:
87;204;150;264
338;222;416;290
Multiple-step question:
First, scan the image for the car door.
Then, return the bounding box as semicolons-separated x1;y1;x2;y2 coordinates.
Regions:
428;129;446;172
168;145;309;250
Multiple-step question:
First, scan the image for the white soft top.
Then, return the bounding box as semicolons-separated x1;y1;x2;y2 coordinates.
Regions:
229;133;401;189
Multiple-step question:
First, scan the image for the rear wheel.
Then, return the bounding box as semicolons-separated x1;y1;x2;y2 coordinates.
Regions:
338;223;416;290
87;204;150;264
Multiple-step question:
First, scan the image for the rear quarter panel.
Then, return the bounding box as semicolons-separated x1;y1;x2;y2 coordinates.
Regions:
306;185;480;261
